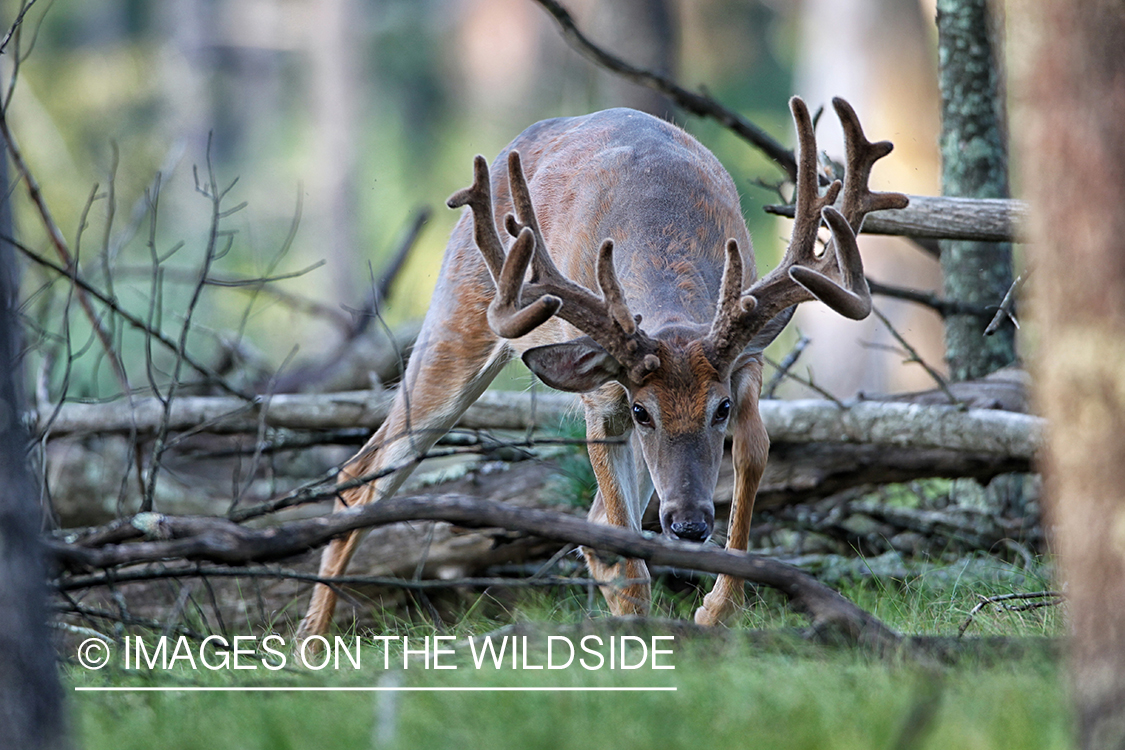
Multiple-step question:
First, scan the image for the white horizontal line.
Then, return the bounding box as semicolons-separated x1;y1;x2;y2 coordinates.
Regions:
74;686;676;693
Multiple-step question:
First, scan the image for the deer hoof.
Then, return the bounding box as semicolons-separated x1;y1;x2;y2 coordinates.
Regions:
694;593;736;627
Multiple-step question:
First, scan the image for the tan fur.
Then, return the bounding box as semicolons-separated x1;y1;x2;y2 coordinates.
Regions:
296;102;894;642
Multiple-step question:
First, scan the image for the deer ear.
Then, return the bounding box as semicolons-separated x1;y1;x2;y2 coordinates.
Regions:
745;305;796;354
522;337;622;392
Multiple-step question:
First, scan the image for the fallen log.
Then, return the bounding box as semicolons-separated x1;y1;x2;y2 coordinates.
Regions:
766;194;1028;244
34;390;1042;459
49;494;902;652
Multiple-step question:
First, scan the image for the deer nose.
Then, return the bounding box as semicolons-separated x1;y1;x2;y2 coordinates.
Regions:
669;520;711;542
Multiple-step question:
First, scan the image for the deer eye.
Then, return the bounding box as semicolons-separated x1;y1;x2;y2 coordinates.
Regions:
713;398;732;425
632;402;653;427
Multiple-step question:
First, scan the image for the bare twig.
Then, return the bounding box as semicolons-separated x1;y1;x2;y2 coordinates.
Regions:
143;141;245;510
984;270;1026;336
957;591;1063;637
871;306;962;407
763;334;810;399
230;186;304;351
0;0;37;61
0;80;133;399
351;207;430;336
763;355;845;407
10;236;252;399
867;278;991;318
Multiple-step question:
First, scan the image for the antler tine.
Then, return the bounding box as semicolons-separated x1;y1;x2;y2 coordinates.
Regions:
486;227;563;339
506;150;567;283
596;239;638;337
708;239;756;349
706;95;908;366
446;155;506;282
832;97;911;231
789;97;842;263
452;150;661;383
790;206;871;320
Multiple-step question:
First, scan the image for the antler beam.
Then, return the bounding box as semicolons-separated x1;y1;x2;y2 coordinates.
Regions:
449;151;661;383
706;96;909;367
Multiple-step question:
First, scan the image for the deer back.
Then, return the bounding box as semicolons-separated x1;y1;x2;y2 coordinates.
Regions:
444;108;753;350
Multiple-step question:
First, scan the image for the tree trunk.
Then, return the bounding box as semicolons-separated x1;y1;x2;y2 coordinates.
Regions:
936;0;1015;380
0;151;67;747
1015;2;1125;747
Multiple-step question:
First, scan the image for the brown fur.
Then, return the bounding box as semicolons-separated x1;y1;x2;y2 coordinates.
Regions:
297;108;781;643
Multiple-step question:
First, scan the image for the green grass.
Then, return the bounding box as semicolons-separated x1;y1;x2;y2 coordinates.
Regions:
68;566;1070;750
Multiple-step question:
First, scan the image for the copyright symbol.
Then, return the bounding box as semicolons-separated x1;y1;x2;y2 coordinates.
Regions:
77;638;110;670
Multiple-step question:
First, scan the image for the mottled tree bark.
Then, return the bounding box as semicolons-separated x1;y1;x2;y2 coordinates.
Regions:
0;152;67;746
936;0;1015;380
1015;2;1125;747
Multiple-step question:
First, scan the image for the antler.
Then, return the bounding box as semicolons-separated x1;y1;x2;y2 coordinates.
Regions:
706;96;910;367
448;151;661;383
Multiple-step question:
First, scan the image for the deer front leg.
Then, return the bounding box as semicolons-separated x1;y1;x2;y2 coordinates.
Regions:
695;365;769;626
581;395;654;615
294;293;511;644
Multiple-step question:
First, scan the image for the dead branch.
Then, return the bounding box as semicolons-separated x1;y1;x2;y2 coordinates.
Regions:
55;564;600;593
763;334;810;398
530;0;800;181
867;278;991;318
143;142;240;510
957;591;1063;637
354;207;430;335
0;84;133;399
48;494;901;651
11;235;252;399
766;194;1027;244
32;389;1042;458
752;442;1029;510
871;306;961;406
984;270;1026;336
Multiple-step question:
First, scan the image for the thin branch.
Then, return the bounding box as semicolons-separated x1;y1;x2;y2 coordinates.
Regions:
0;86;132;398
867;278;991;318
984;270;1026;336
47;494;903;652
0;0;36;59
530;0;800;181
352;206;430;337
763;334;810;399
763;355;845;407
143;137;233;510
10;236;252;399
871;306;962;407
957;590;1063;637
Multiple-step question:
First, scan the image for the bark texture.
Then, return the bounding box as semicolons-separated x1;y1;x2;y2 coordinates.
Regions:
35;390;1042;459
0;153;67;748
766;194;1026;244
937;0;1016;379
1016;2;1125;746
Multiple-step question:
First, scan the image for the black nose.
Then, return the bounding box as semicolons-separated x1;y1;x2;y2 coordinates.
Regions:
670;520;710;542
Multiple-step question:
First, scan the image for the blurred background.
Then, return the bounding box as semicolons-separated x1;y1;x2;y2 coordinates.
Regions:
10;0;947;403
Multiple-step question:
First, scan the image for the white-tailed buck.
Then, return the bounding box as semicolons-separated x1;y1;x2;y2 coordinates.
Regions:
297;97;907;638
